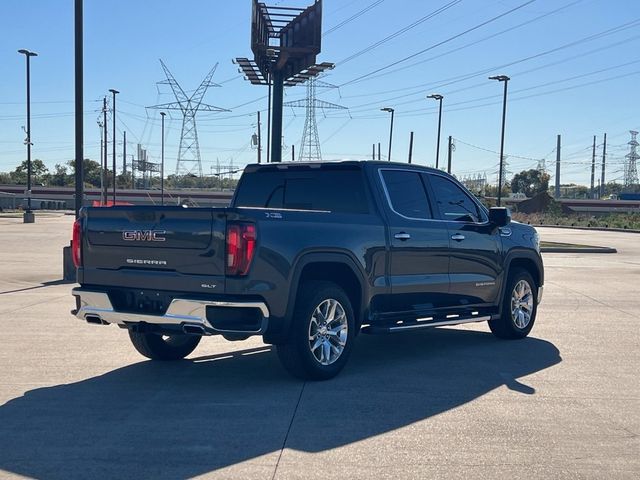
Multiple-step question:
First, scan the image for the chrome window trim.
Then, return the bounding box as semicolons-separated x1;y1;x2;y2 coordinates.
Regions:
378;168;435;222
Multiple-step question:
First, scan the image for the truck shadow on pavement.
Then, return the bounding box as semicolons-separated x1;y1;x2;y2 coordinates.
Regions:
0;328;560;479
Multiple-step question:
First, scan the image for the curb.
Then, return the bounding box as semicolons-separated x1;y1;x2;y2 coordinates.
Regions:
541;246;617;254
532;224;640;234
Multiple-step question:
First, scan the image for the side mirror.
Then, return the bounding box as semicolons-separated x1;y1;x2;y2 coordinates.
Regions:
489;207;510;227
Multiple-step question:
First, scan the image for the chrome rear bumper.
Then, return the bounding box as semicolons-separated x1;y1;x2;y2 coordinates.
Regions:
71;288;269;335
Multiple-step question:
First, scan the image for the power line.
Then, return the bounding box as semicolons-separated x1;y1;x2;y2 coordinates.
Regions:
337;0;584;88
324;0;386;36
337;0;462;64
337;26;640;114
339;0;538;87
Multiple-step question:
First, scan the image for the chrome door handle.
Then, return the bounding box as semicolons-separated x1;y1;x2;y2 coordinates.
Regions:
394;232;411;241
451;233;465;241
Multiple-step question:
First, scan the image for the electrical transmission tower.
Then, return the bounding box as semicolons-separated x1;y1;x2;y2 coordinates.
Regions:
283;77;347;161
536;158;547;174
461;173;488;195
495;157;511;188
624;130;639;187
148;60;229;178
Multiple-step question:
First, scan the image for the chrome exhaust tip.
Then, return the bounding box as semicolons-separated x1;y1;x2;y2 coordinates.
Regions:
85;314;107;325
182;324;206;335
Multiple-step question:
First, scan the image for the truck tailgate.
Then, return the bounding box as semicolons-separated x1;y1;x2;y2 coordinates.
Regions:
81;206;227;293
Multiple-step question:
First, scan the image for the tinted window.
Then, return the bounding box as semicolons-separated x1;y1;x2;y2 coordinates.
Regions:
428;174;482;222
381;170;432;219
234;167;369;214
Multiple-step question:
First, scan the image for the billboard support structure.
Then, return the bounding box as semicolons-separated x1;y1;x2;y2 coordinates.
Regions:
235;0;333;162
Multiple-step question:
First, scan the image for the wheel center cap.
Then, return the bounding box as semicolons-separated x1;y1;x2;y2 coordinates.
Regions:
319;326;328;336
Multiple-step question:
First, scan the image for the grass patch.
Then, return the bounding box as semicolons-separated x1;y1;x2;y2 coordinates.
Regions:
513;212;640;230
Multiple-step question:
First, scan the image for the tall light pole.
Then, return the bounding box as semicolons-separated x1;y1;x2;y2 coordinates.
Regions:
18;49;38;223
381;107;395;161
108;88;119;204
489;75;510;207
73;0;84;218
160;112;166;206
427;94;443;169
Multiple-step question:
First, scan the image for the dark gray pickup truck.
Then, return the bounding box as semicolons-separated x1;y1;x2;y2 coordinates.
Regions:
71;161;544;380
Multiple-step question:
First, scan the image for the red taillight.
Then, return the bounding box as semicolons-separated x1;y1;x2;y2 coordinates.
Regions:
226;223;256;276
72;219;82;268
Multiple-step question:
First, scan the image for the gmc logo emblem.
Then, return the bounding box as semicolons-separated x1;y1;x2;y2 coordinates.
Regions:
122;230;166;242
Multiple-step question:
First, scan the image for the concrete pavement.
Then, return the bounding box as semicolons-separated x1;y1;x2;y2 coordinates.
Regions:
0;216;637;479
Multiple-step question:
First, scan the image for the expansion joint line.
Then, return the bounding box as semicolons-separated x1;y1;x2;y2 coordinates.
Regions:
271;382;306;480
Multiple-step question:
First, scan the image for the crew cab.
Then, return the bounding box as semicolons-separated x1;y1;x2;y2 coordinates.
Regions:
71;161;544;380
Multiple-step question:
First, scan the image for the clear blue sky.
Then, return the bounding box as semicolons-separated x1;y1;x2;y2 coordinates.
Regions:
1;0;638;186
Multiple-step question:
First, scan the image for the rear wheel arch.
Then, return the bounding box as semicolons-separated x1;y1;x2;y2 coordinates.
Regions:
287;253;367;332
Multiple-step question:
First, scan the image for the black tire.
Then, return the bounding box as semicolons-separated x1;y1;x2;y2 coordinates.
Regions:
128;331;201;360
277;281;356;381
489;268;538;339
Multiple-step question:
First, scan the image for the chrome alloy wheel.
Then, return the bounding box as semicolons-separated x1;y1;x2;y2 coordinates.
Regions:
511;279;534;329
308;298;348;366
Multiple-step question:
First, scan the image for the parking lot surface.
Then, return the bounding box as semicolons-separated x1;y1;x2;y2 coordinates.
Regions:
0;215;638;479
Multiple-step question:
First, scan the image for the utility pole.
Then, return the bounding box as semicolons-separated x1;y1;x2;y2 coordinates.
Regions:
98;121;104;204
160;112;165;205
372;143;375;160
102;97;108;204
257;111;262;163
378;143;381;161
408;131;414;164
590;135;596;199
109;89;119;204
601;133;607;198
447;135;453;174
291;144;295;161
122;131;127;174
555;134;561;198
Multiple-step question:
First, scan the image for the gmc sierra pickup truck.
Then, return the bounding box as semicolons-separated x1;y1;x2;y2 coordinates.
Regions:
71;161;543;380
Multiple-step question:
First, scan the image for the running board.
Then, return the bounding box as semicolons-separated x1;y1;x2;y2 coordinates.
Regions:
361;315;491;335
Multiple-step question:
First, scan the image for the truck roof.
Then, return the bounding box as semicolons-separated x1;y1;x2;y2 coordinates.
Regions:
243;160;448;176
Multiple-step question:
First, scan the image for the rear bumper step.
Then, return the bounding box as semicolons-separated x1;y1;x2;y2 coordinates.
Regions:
71;288;269;336
361;315;492;335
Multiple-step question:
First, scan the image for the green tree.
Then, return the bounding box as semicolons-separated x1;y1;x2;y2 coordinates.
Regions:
117;172;133;190
484;182;511;199
64;159;103;188
602;182;623;198
511;169;550;197
11;159;49;185
559;184;589;198
47;163;70;186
